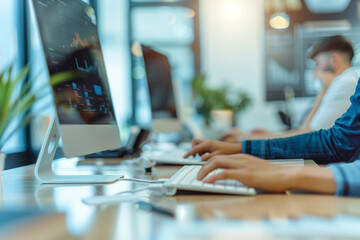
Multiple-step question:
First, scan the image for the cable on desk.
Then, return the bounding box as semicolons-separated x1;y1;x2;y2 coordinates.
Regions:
82;184;165;205
115;186;150;195
112;183;164;196
119;178;167;184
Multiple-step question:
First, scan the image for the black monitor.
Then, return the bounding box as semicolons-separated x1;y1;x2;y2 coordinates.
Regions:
32;0;121;157
32;0;122;183
141;45;181;133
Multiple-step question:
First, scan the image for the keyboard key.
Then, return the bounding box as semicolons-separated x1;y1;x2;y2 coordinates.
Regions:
192;180;203;186
172;166;192;185
165;165;256;196
214;180;228;186
180;170;197;185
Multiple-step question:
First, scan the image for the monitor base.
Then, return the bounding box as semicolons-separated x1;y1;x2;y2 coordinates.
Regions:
35;174;122;184
35;116;123;184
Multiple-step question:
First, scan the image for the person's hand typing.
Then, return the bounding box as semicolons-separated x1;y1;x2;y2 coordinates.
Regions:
196;154;336;194
184;139;242;161
197;154;298;192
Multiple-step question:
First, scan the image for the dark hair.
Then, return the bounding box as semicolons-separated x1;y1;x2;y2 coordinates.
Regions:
310;35;354;62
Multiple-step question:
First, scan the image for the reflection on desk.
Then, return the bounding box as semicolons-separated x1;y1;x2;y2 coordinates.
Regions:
158;215;360;240
2;158;360;239
0;210;66;240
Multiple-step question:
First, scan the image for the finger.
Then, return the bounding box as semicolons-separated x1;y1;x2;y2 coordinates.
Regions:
184;141;211;158
197;158;242;180
220;129;234;138
222;136;238;143
203;170;244;184
220;133;233;141
208;153;248;164
192;138;204;147
197;157;221;180
201;151;218;162
224;153;260;162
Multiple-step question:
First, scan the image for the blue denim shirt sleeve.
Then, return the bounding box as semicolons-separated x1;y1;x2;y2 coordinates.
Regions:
243;78;360;164
327;160;360;196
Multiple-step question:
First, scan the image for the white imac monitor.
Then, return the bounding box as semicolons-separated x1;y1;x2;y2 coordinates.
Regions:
141;46;182;133
32;0;122;183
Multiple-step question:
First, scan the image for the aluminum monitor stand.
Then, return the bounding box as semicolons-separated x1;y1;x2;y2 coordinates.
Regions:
35;116;123;184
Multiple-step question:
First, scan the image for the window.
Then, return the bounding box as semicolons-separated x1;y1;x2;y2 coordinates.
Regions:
132;6;195;82
130;0;200;123
0;1;17;68
0;0;26;153
97;0;132;134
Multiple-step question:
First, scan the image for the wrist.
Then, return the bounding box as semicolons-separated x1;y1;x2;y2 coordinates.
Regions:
284;166;305;191
285;166;336;194
236;142;243;153
228;142;243;154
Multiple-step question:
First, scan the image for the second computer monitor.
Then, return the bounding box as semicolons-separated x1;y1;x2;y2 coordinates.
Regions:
141;46;182;133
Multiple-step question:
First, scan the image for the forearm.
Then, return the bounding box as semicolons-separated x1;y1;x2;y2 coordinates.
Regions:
243;128;358;164
245;128;312;140
287;166;336;194
243;130;342;163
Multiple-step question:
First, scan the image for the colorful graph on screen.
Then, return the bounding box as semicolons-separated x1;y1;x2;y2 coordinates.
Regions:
63;32;90;49
33;0;115;124
75;57;97;74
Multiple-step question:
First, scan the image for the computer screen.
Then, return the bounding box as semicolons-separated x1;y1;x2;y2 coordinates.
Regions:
142;46;178;120
33;0;116;125
32;0;121;158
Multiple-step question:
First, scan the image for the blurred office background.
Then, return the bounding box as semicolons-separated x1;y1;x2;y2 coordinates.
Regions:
1;0;360;168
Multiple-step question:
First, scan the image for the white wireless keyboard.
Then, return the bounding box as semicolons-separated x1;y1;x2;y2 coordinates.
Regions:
147;150;204;165
145;148;304;166
164;165;256;196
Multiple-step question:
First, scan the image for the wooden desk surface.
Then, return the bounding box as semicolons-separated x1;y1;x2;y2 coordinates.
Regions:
2;158;360;240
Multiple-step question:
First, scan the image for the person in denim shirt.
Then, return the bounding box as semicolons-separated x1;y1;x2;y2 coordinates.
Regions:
185;78;360;196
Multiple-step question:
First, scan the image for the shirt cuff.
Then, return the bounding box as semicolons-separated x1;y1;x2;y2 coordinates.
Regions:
327;165;345;196
241;140;268;159
241;140;249;153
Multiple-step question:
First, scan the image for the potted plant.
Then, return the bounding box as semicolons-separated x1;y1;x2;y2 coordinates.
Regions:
192;74;252;127
0;64;73;180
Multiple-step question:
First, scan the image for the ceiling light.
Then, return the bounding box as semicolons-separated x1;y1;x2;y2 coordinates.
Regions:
131;42;142;57
269;12;290;30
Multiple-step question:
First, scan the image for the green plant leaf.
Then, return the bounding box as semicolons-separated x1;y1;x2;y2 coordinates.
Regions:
191;74;252;121
0;70;7;119
0;65;77;148
0;113;35;147
17;71;43;101
49;71;76;86
0;65;13;122
2;66;30;117
0;90;37;138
